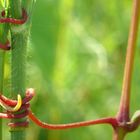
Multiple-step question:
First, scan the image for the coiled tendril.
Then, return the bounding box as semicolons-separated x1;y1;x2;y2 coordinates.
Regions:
0;89;118;130
0;88;34;128
0;8;28;51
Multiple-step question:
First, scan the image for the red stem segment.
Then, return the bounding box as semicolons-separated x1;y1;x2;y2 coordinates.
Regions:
28;111;118;130
0;9;27;24
0;8;28;51
117;0;140;122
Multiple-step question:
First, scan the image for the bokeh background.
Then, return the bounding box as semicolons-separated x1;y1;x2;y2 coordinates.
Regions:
3;0;140;139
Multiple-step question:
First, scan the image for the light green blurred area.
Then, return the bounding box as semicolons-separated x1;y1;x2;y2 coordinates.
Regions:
3;0;140;139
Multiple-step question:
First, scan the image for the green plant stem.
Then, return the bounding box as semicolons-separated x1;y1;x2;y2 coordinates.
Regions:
10;31;28;140
117;0;140;122
0;8;11;139
0;50;5;140
9;0;29;140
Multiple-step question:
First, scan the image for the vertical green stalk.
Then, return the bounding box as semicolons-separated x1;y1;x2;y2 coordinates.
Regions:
9;0;34;140
0;50;5;140
0;1;10;138
10;29;27;138
10;0;25;97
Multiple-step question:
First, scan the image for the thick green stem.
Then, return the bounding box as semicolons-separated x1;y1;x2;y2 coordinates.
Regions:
11;31;27;97
9;0;29;140
10;31;28;140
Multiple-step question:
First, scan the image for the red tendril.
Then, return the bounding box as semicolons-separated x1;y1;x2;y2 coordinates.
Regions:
0;9;28;24
0;89;118;129
0;89;34;128
29;112;118;129
0;8;28;51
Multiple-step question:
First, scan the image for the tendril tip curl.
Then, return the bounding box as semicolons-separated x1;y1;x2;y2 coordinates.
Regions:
0;94;22;112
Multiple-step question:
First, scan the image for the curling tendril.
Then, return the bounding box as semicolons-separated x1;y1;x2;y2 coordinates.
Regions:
0;8;28;51
0;89;119;130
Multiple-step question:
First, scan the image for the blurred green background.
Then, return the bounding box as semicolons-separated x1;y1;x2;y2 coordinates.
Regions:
3;0;140;139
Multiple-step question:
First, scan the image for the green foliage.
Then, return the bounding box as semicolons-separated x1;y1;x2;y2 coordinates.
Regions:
2;0;140;140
